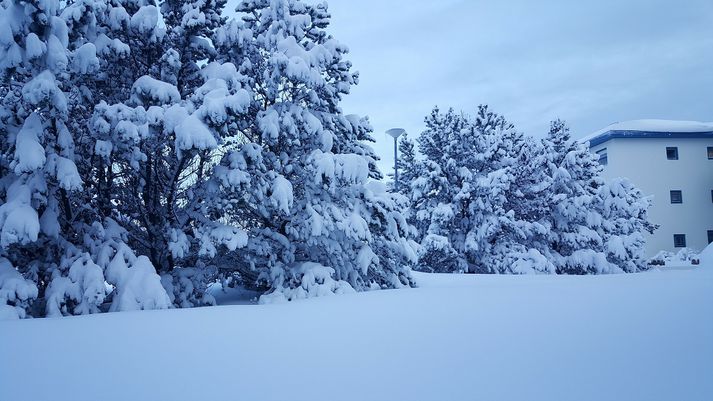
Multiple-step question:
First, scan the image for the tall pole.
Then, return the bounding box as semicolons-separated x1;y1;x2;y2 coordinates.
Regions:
393;135;399;192
386;128;405;192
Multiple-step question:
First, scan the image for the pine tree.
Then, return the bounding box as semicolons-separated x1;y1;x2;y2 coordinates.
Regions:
0;0;99;318
493;135;556;274
211;0;415;300
412;105;534;273
411;107;470;272
540;120;608;273
596;178;656;272
388;133;418;194
540;120;654;274
78;0;266;306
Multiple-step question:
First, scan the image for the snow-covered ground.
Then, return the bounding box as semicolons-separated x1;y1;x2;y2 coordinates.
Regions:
2;266;712;401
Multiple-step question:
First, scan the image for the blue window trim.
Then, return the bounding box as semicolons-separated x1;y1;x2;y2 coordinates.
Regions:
586;130;713;147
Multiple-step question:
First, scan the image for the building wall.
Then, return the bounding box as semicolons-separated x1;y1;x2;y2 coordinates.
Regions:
590;137;713;256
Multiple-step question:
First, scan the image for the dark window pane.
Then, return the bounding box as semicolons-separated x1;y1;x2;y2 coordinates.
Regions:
708;147;713;160
674;234;686;248
596;148;608;165
708;230;713;244
666;147;678;160
670;190;682;204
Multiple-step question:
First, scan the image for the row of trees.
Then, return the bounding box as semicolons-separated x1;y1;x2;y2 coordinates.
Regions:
0;0;415;319
0;0;656;320
394;106;656;275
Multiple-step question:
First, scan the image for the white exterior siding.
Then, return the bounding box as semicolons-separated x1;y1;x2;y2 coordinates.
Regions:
590;136;713;256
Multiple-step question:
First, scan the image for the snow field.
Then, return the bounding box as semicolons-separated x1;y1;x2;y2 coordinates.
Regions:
2;266;711;401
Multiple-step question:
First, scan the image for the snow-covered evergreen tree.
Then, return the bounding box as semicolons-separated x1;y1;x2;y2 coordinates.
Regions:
412;105;537;273
540;120;654;274
0;0;109;317
541;120;612;273
211;0;414;300
595;178;655;272
63;0;267;308
1;0;242;316
411;107;469;272
388;133;418;194
493;134;555;274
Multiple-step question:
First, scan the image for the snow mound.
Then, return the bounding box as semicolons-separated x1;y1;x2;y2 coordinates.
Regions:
130;6;159;34
13;113;46;173
0;258;37;320
45;255;107;317
106;248;171;312
130;75;180;105
0;184;40;247
260;262;356;304
174;114;218;157
698;243;713;267
270;175;294;214
72;43;99;74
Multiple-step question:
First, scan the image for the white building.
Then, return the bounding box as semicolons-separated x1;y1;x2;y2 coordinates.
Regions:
583;120;713;257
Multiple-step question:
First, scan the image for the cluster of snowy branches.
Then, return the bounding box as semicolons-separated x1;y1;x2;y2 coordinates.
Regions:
0;0;415;319
397;106;656;275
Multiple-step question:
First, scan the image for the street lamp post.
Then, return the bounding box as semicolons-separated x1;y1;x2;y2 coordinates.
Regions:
386;128;406;191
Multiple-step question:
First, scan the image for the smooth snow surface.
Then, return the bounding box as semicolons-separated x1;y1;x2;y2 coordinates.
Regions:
2;268;712;401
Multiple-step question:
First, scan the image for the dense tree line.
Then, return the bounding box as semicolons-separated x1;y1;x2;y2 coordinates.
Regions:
398;106;655;274
0;0;415;319
0;0;657;320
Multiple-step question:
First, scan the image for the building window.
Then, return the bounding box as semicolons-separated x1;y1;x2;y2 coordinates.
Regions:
708;147;713;160
674;234;687;248
666;147;679;160
708;230;713;244
596;148;608;166
670;190;682;204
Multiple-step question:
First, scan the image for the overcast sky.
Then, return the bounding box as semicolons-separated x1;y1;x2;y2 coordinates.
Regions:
229;0;713;176
317;0;713;174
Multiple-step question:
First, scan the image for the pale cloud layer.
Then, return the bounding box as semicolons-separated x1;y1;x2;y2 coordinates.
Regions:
229;0;713;176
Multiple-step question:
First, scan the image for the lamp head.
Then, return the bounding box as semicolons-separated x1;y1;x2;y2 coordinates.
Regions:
386;128;406;139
